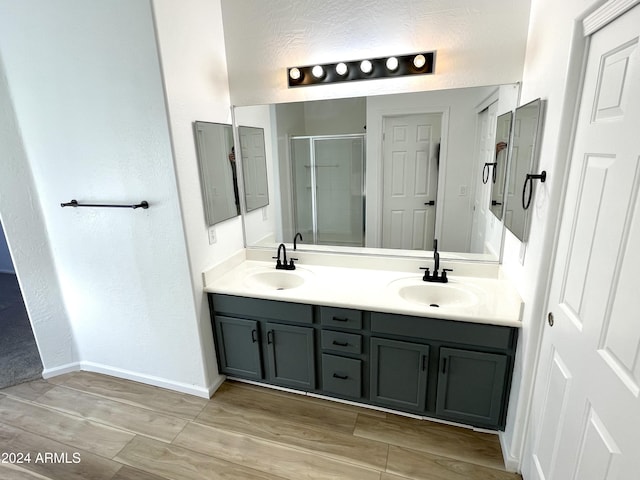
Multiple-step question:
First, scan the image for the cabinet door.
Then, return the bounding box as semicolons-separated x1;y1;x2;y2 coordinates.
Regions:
370;337;429;411
436;347;507;428
265;322;315;390
214;316;262;380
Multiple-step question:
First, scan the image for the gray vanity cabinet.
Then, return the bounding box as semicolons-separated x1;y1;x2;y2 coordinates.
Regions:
370;337;429;411
436;347;508;427
265;322;315;390
209;293;518;431
214;316;262;380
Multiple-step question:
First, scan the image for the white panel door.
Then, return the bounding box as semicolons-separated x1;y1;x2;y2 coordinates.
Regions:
525;5;640;480
382;114;441;249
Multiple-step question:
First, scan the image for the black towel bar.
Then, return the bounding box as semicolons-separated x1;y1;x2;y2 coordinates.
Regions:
60;200;149;209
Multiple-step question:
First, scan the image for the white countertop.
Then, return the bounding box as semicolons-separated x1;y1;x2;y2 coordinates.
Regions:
203;254;523;328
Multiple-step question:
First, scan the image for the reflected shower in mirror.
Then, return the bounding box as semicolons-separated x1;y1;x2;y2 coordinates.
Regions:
505;98;544;242
235;83;521;261
238;126;269;212
489;111;513;220
193;121;240;226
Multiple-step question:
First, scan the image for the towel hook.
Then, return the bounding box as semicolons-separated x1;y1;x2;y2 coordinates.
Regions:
522;171;547;210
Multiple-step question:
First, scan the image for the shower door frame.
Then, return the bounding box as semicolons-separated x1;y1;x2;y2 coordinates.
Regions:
290;133;366;246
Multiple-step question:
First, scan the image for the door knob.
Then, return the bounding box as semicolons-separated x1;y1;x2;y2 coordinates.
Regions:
424;200;435;206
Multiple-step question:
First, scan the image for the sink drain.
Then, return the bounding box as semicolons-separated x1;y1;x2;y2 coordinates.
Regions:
429;303;440;308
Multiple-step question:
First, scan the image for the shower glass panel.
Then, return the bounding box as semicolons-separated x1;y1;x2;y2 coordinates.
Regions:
291;134;365;246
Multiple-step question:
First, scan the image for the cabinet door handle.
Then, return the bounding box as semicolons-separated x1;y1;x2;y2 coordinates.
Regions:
332;316;349;322
267;330;274;344
333;373;348;380
332;340;349;347
251;329;258;343
442;358;447;374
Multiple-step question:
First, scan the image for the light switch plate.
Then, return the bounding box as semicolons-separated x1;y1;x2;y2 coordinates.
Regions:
208;227;217;245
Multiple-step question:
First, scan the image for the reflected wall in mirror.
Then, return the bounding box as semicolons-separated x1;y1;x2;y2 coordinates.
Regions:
505;98;544;242
490;111;513;220
238;126;269;212
193;121;239;226
235;83;521;262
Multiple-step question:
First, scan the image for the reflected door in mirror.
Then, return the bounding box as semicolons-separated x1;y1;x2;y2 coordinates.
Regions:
238;126;269;212
193;122;239;226
382;113;440;250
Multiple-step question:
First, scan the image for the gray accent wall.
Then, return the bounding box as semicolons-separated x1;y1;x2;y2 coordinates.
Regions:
0;221;14;273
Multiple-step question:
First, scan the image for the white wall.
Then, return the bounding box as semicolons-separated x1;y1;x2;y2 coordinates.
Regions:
0;55;77;370
499;0;607;471
0;221;14;273
0;0;210;395
152;0;235;393
221;0;530;106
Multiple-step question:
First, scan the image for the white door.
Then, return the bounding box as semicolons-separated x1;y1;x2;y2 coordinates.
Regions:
239;127;268;212
470;102;498;253
382;113;441;249
524;5;640;480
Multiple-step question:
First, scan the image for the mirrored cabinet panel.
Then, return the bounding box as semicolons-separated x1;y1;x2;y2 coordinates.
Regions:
193;121;240;226
504;98;545;242
238;126;270;212
490;111;513;220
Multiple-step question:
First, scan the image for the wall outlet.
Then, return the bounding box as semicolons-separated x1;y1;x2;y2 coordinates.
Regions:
208;227;217;245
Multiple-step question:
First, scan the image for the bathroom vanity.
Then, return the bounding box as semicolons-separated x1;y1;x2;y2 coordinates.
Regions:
204;250;522;431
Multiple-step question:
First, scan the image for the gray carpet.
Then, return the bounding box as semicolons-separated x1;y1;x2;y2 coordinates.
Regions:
0;273;43;388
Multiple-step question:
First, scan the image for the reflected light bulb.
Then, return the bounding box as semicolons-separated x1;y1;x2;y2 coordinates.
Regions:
312;65;324;78
336;62;348;76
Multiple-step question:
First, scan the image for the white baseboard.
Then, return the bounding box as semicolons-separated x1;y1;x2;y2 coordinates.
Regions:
207;374;226;398
42;362;81;378
42;361;210;399
499;432;521;473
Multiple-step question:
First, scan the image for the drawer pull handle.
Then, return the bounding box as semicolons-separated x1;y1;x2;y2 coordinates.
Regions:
332;340;349;347
251;329;258;343
333;316;349;322
267;330;274;344
333;373;349;380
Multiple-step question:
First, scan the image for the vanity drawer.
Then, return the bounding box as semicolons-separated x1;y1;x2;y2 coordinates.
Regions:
321;330;362;355
320;307;362;330
321;354;362;398
211;294;313;324
370;312;515;350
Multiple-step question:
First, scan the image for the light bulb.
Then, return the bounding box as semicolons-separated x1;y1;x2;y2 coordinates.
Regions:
413;54;426;69
386;57;399;71
312;65;324;78
289;67;301;81
336;62;348;76
360;60;373;74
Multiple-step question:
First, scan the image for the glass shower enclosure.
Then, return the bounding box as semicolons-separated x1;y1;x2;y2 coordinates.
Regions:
290;134;365;246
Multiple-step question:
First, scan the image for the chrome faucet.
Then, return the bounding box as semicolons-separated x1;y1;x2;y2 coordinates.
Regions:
273;243;297;270
293;232;303;250
420;239;452;283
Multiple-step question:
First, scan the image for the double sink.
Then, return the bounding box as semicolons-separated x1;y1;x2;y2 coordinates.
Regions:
243;267;483;310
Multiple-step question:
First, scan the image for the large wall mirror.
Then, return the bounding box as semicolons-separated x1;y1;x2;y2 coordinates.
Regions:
193;121;240;226
234;83;520;262
504;98;544;242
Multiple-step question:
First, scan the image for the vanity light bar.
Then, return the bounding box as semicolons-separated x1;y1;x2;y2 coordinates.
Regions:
287;51;436;88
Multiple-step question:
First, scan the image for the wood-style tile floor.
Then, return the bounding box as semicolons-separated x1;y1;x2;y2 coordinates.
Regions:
0;372;522;479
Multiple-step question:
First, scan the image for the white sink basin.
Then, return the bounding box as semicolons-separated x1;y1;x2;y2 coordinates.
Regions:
388;278;482;309
244;268;313;291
